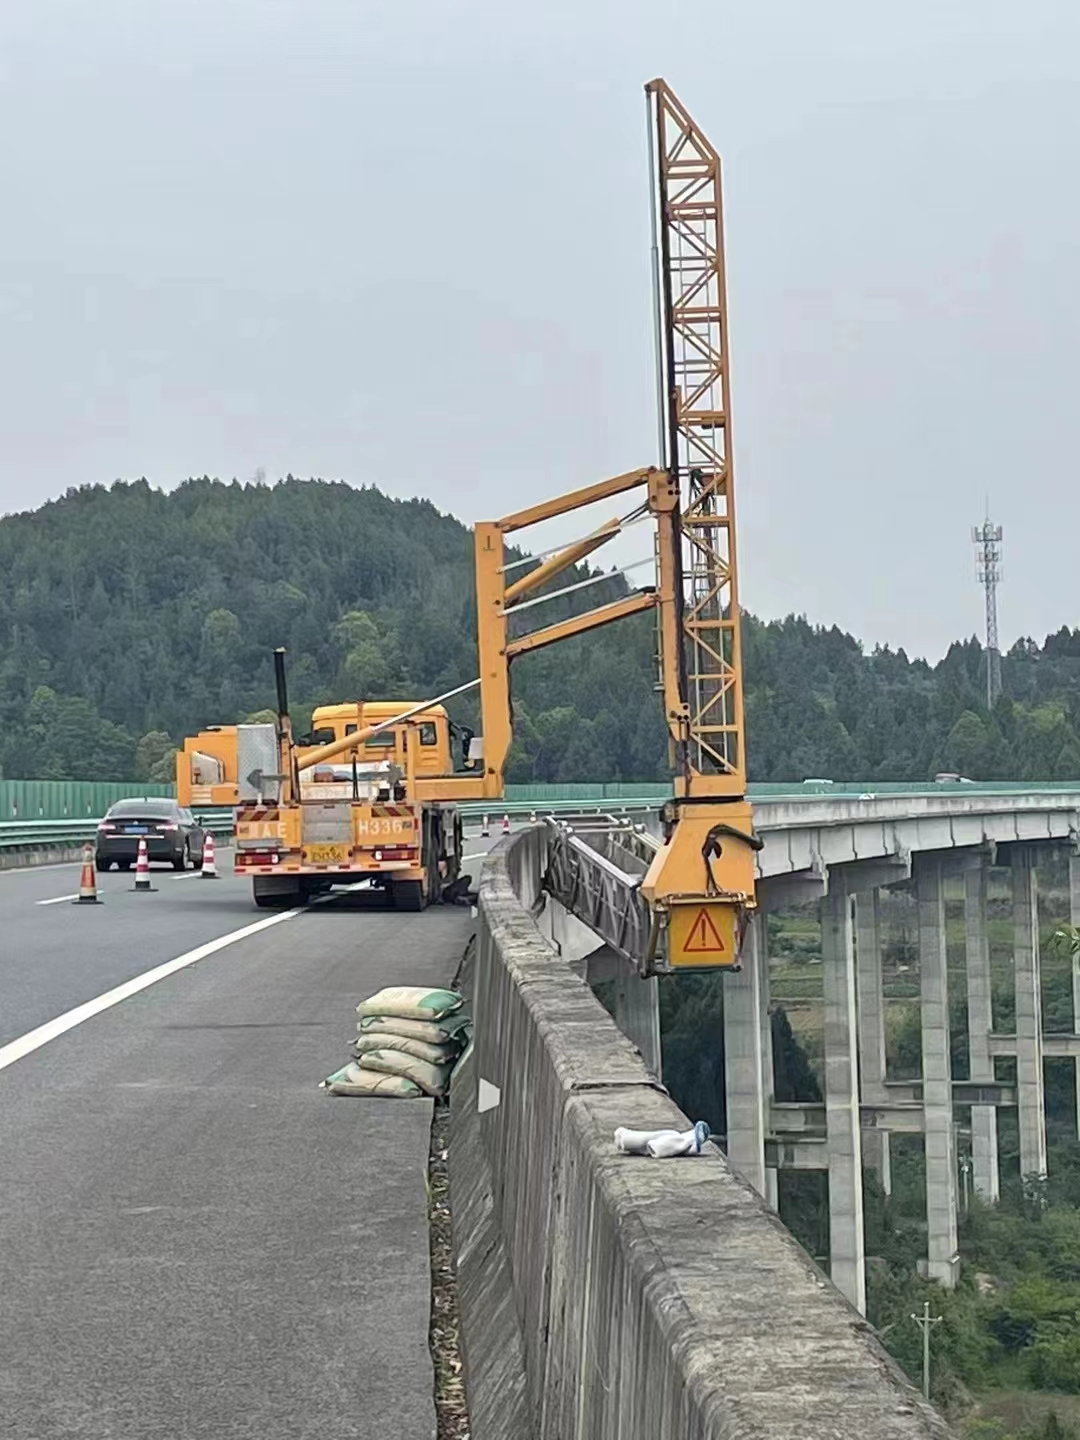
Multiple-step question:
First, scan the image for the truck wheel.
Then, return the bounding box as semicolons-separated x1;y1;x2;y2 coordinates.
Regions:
393;879;424;912
253;877;302;909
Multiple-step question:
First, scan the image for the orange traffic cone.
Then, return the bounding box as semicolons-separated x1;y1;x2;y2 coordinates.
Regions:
201;832;219;879
501;814;511;836
529;810;537;824
73;843;102;905
131;836;157;892
481;814;490;837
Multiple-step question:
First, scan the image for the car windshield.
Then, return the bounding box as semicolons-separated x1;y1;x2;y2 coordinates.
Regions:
107;800;179;819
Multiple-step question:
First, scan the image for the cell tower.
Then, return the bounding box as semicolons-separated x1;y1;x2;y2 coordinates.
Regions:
971;506;1003;709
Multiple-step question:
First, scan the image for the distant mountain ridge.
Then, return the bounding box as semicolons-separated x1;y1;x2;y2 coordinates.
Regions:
0;476;1077;784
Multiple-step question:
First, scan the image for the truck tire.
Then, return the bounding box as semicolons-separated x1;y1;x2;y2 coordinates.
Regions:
392;879;424;912
253;876;303;909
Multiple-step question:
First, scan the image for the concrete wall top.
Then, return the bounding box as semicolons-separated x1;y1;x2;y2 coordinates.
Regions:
466;828;951;1440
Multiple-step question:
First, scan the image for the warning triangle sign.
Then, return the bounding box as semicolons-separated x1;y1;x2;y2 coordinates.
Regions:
683;907;726;954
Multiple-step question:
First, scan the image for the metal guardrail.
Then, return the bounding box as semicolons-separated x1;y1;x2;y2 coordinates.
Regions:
542;817;659;970
0;811;237;852
0;801;663;852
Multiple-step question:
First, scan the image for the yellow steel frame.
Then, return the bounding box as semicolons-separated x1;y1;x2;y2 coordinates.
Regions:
472;467;662;803
261;80;758;968
636;80;758;965
646;78;746;800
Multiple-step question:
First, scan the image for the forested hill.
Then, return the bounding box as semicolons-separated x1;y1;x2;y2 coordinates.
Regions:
0;476;1078;785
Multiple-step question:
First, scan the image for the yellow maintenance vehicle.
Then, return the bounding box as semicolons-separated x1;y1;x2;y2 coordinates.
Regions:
231;675;478;910
176;701;457;808
201;80;760;967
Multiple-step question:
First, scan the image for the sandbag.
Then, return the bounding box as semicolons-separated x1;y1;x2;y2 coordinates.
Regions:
353;1032;451;1066
320;1062;423;1098
358;1048;453;1098
355;986;464;1023
356;1012;471;1045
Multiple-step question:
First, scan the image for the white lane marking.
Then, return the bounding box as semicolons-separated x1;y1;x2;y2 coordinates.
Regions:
462;853;489;863
36;893;79;906
0;908;303;1075
169;870;204;880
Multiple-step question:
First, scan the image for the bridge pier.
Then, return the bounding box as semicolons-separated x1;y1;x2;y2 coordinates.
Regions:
613;973;662;1079
854;891;891;1195
965;860;1000;1203
1071;854;1080;1144
723;911;768;1198
821;888;866;1314
760;927;779;1209
916;858;959;1287
1011;851;1048;1182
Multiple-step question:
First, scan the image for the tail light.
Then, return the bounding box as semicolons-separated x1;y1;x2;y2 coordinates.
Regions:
97;822;115;832
157;823;179;832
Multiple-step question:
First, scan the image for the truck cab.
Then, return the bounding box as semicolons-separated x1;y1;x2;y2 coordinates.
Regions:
302;702;453;781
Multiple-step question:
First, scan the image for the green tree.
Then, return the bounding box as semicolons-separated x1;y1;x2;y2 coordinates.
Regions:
134;730;175;782
936;710;1001;778
332;610;407;697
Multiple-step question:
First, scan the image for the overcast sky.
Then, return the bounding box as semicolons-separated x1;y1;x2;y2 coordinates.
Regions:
2;1;1077;660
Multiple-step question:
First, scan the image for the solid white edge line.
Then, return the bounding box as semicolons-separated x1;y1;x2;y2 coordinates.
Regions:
0;907;303;1075
35;894;78;906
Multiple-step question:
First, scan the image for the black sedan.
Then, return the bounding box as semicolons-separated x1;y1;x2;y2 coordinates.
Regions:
95;799;206;872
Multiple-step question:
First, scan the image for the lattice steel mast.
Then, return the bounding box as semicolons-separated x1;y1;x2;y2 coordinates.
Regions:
971;507;1003;708
645;79;746;797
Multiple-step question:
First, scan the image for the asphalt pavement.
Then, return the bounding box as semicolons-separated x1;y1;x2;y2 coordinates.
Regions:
0;841;497;1440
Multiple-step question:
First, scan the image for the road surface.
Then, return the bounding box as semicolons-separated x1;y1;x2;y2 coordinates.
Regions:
0;844;495;1439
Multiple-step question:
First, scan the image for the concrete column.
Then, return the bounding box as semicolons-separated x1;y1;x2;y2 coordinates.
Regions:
965;862;1000;1203
1071;854;1080;1144
613;974;662;1080
821;889;866;1314
917;858;959;1287
854;890;892;1195
723;911;767;1198
1012;854;1047;1180
760;916;779;1209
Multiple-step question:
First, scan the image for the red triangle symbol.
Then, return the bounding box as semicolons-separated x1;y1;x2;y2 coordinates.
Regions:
683;907;726;953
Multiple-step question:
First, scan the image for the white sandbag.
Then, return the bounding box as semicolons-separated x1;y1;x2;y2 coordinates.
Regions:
320;1062;423;1098
355;986;464;1022
356;1012;471;1045
359;1048;453;1098
353;1032;451;1066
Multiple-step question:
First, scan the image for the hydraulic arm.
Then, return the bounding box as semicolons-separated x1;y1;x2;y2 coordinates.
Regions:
241;79;758;962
